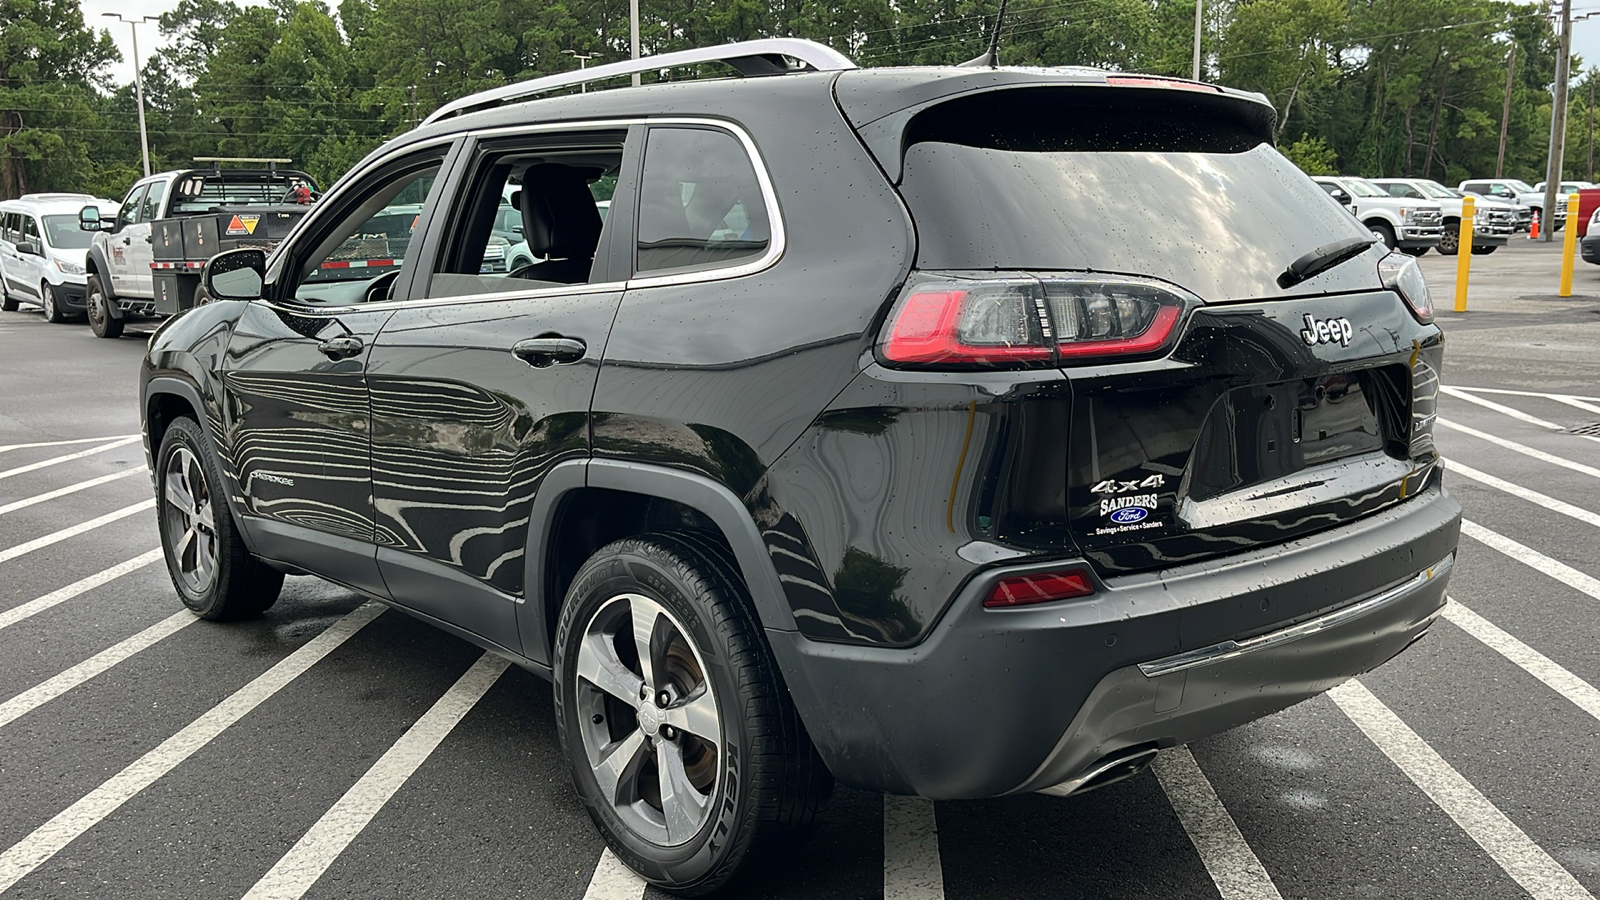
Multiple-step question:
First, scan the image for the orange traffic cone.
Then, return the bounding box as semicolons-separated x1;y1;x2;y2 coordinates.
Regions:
1530;212;1541;239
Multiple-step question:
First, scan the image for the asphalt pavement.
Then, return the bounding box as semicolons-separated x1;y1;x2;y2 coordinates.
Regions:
1;242;1598;900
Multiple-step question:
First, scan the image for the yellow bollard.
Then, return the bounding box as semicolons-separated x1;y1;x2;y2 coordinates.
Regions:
1559;191;1581;297
1454;196;1474;312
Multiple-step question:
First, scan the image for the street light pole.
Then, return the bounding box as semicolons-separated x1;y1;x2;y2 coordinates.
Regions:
562;50;598;92
1192;0;1203;81
630;0;641;87
1542;0;1574;242
104;13;160;179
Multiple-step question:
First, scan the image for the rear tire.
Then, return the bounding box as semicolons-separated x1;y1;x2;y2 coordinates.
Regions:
41;283;66;323
1471;245;1498;255
554;533;832;896
156;417;283;620
0;271;15;312
1400;246;1429;257
86;275;124;338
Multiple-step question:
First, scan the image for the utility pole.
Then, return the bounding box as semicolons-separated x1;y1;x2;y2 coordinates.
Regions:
104;13;160;178
1542;0;1574;242
1497;45;1516;177
630;0;641;87
1192;0;1203;81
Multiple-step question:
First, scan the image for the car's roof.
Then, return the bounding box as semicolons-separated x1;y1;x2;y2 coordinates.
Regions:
0;195;112;214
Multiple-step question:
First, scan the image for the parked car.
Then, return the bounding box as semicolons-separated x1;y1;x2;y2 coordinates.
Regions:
1580;207;1600;263
1457;178;1543;232
1312;175;1442;255
0;194;117;322
144;39;1458;895
1371;178;1513;254
81;161;321;338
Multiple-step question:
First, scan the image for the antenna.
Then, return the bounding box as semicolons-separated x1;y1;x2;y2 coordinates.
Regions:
960;0;1010;68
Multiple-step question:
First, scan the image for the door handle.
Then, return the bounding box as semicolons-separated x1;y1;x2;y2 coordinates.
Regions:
144;235;153;244
317;336;364;360
120;237;131;245
512;336;586;367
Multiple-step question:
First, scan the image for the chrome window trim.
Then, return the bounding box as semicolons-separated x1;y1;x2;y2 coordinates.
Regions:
1136;552;1454;678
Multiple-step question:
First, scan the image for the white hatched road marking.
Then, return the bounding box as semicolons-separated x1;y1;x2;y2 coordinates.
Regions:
0;611;198;730
1440;386;1563;430
0;549;164;632
883;794;945;900
1443;599;1600;724
1461;519;1600;601
0;436;142;482
1438;419;1600;480
0;500;155;565
1153;746;1284;900
0;468;144;518
0;434;139;454
0;602;385;894
242;652;510;900
1446;386;1600;404
581;849;649;900
1447;460;1600;530
1328;681;1595;900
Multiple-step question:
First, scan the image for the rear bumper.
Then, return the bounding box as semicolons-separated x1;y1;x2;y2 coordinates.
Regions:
770;484;1460;799
1582;235;1600;264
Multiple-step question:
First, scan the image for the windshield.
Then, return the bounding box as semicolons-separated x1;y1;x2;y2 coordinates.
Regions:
1509;180;1536;192
1417;181;1457;199
1343;178;1386;198
41;215;94;249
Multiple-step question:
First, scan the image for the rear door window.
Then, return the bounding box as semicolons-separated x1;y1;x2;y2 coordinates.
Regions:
634;126;771;276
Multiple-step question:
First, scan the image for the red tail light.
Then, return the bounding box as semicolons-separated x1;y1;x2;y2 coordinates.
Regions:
984;570;1095;608
880;274;1193;368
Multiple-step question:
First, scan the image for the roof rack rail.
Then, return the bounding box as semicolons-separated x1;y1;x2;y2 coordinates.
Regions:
423;38;857;126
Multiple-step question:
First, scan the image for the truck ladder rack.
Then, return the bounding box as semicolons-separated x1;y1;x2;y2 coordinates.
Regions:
423;38;857;125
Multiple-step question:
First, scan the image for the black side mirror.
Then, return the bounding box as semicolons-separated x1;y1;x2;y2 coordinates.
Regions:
205;248;267;301
78;205;109;232
16;241;40;256
1332;189;1352;205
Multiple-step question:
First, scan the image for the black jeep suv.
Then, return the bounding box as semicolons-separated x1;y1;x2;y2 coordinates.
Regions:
141;39;1459;894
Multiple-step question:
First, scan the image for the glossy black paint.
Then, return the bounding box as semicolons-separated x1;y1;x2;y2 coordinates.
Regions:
139;64;1461;800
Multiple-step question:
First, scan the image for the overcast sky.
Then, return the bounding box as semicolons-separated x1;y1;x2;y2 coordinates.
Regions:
87;0;1600;88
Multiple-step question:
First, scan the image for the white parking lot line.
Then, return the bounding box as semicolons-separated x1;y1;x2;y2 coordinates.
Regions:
0;549;164;632
0;435;140;454
580;849;648;900
0;611;198;730
1461;519;1600;602
0;602;384;894
241;652;510;900
1152;747;1283;900
0;436;142;482
1328;681;1595;900
1447;386;1600;405
883;794;945;900
1439;419;1600;479
1447;460;1600;529
1443;599;1600;724
0;468;145;518
1440;386;1563;430
0;500;155;565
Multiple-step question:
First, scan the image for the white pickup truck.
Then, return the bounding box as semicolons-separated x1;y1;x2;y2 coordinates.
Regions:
1371;178;1515;255
1312;175;1443;256
1457;178;1547;232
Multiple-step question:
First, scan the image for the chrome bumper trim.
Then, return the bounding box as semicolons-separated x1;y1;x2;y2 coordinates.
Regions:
1137;553;1454;678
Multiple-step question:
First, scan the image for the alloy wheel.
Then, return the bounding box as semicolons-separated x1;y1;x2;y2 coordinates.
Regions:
575;592;722;848
162;445;219;594
41;284;57;322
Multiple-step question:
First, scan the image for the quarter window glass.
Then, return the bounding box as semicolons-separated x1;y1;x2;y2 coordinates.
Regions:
140;181;167;222
636;127;770;274
1;213;16;241
119;186;147;228
289;164;441;305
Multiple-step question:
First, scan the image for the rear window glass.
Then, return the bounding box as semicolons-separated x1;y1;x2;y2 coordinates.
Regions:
897;90;1379;301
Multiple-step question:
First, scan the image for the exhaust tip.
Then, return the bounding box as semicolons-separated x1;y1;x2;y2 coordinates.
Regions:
1036;744;1161;798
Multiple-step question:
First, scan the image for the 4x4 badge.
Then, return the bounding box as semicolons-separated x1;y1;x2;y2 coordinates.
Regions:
1091;474;1165;495
1301;313;1353;348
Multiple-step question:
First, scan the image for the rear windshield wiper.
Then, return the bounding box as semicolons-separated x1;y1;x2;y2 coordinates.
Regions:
1277;237;1376;289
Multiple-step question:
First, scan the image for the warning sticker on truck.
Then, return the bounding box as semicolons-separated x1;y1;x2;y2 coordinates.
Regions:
225;215;261;236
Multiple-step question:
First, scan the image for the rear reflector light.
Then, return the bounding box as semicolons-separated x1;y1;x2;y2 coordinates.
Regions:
984;570;1096;608
880;274;1193;368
